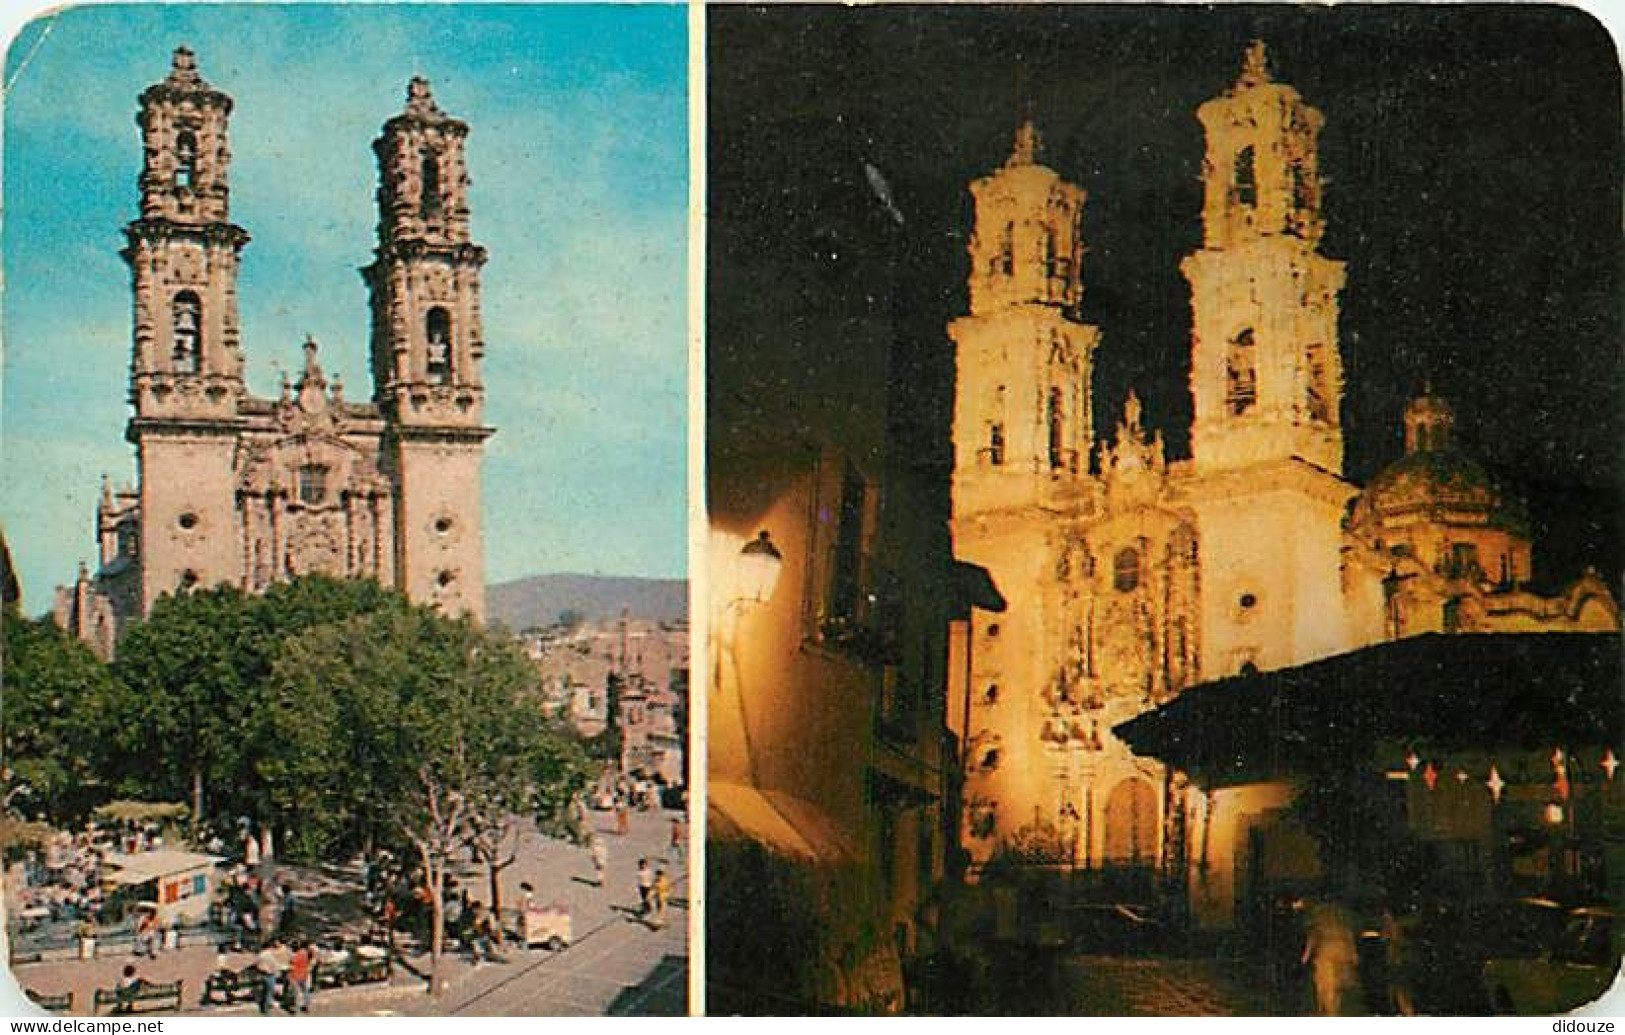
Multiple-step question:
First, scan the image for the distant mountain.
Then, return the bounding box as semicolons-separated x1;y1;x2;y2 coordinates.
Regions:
486;573;688;632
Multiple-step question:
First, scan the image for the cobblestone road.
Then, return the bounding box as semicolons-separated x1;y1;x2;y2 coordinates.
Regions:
1057;957;1314;1016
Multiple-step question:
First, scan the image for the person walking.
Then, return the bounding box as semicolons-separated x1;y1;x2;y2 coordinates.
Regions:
669;816;686;861
589;836;609;887
650;868;671;929
1302;900;1359;1016
1382;906;1418;1016
286;940;314;1014
255;938;285;1015
635;858;654;918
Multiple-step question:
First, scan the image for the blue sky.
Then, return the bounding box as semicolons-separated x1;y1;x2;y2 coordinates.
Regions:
2;4;688;611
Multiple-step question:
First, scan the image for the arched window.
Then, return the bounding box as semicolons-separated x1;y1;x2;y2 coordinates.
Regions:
1291;161;1312;211
1113;547;1140;593
175;131;197;190
420;150;441;219
426;307;453;383
172;291;202;374
1304;343;1330;422
1234;145;1257;207
1047;387;1065;469
1226;328;1257;415
997;221;1014;275
988;423;1005;466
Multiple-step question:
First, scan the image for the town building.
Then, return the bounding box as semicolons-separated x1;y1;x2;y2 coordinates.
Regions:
946;41;1619;906
525;615;689;787
706;92;976;1009
54;49;492;655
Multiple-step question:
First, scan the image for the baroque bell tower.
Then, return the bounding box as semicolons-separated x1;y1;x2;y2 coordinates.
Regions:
122;47;252;611
949;122;1103;866
1180;43;1357;677
1182;41;1346;477
362;77;492;620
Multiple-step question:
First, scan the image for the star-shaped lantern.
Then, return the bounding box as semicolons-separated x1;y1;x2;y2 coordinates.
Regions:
1486;766;1505;803
1423;762;1438;791
1603;749;1619;782
1405;748;1420;772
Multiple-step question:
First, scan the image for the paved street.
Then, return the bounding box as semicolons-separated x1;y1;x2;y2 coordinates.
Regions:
1057;956;1307;1016
409;807;689;1017
10;808;687;1017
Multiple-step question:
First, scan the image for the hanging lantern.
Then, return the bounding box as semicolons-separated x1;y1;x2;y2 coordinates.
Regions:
1552;747;1566;769
1455;769;1469;784
1544;802;1565;826
1486;765;1505;804
735;530;784;606
1423;762;1438;791
1603;748;1619;782
1405;748;1420;772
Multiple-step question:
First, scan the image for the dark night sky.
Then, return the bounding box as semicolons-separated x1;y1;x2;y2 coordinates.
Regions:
709;4;1622;583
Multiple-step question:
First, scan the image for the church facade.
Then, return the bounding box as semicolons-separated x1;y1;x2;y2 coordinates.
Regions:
948;43;1618;881
56;49;492;656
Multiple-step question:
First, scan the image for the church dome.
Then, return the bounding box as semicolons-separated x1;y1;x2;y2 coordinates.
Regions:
1349;391;1530;537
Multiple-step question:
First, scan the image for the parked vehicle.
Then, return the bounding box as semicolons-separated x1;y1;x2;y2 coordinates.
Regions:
1483;906;1620;1015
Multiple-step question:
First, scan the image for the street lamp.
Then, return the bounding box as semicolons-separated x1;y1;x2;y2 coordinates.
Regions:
734;530;783;607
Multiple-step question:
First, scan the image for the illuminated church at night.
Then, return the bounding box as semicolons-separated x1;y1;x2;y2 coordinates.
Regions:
947;41;1618;905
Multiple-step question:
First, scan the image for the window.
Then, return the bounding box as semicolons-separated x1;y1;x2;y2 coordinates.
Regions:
420;150;441;219
175;131;198;191
827;465;867;629
1047;388;1065;469
1304;343;1330;422
1113;547;1140;593
298;464;328;506
997;221;1014;275
1234;145;1257;207
426;308;453;383
988;423;1005;466
1291;161;1313;213
1449;542;1480;578
1226;328;1257;415
172;292;202;374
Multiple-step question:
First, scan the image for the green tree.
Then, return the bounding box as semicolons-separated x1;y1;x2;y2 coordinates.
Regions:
106;576;409;835
1;612;118;822
264;604;591;993
107;585;259;825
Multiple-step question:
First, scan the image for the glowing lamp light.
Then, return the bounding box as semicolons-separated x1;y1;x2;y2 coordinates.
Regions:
1486;766;1505;803
735;530;784;606
1543;802;1565;826
1405;749;1420;772
1603;749;1619;782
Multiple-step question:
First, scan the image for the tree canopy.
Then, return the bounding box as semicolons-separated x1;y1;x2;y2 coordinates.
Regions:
4;576;591;867
1;611;118;822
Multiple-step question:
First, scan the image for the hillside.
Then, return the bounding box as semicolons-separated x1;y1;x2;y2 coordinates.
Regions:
485;573;688;632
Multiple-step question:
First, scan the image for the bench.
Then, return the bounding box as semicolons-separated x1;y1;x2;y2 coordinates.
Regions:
334;952;390;985
201;964;262;1006
94;979;184;1015
24;989;72;1013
